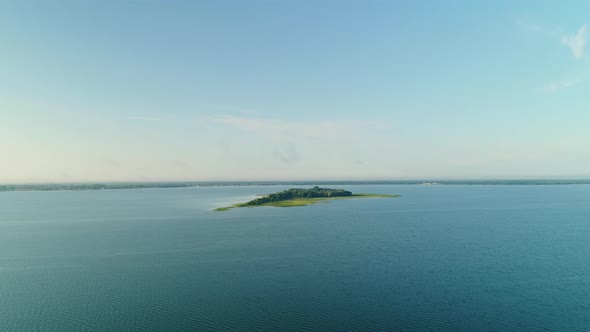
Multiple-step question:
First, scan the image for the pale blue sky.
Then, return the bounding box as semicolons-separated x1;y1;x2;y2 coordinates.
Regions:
1;1;589;182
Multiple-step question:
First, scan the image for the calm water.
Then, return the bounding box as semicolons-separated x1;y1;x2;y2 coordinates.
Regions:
1;185;589;331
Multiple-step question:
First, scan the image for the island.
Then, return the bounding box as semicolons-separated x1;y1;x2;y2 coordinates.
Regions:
214;186;400;211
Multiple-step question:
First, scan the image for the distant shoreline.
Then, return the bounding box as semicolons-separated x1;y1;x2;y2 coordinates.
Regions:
1;180;590;192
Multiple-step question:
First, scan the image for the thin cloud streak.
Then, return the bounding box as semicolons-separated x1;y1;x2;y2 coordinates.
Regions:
561;25;588;59
127;116;162;121
215;115;389;142
541;79;579;93
517;19;587;60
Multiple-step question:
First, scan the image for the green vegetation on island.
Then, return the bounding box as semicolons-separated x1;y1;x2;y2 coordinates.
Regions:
214;186;400;211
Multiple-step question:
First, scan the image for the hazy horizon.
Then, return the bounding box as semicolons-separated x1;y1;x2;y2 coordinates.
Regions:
2;1;589;182
4;177;590;186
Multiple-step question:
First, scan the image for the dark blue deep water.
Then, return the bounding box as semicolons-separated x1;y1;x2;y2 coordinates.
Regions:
1;185;590;331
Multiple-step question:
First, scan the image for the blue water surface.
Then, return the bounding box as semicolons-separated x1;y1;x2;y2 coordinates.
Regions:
1;185;589;331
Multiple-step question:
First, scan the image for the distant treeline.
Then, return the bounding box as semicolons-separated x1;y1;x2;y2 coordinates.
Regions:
243;187;352;206
0;183;199;192
2;180;590;192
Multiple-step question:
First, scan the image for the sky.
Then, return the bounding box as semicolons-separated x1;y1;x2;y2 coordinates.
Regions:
1;0;590;182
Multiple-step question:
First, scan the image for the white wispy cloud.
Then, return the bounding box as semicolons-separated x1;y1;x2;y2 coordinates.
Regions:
517;19;588;60
214;115;389;165
516;17;545;33
215;115;384;142
127;116;162;121
515;17;562;39
541;79;579;93
561;25;588;59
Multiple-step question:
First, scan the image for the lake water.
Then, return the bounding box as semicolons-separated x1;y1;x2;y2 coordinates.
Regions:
1;185;589;331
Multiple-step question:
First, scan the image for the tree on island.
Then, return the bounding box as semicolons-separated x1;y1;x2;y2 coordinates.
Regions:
244;186;352;206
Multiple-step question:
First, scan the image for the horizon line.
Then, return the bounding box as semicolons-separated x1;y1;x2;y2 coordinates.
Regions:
2;178;590;185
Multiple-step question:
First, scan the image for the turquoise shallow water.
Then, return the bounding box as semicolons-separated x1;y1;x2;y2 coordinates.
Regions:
1;185;590;331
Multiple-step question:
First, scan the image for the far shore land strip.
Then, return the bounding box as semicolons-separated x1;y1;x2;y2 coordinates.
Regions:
2;180;590;192
214;186;400;211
